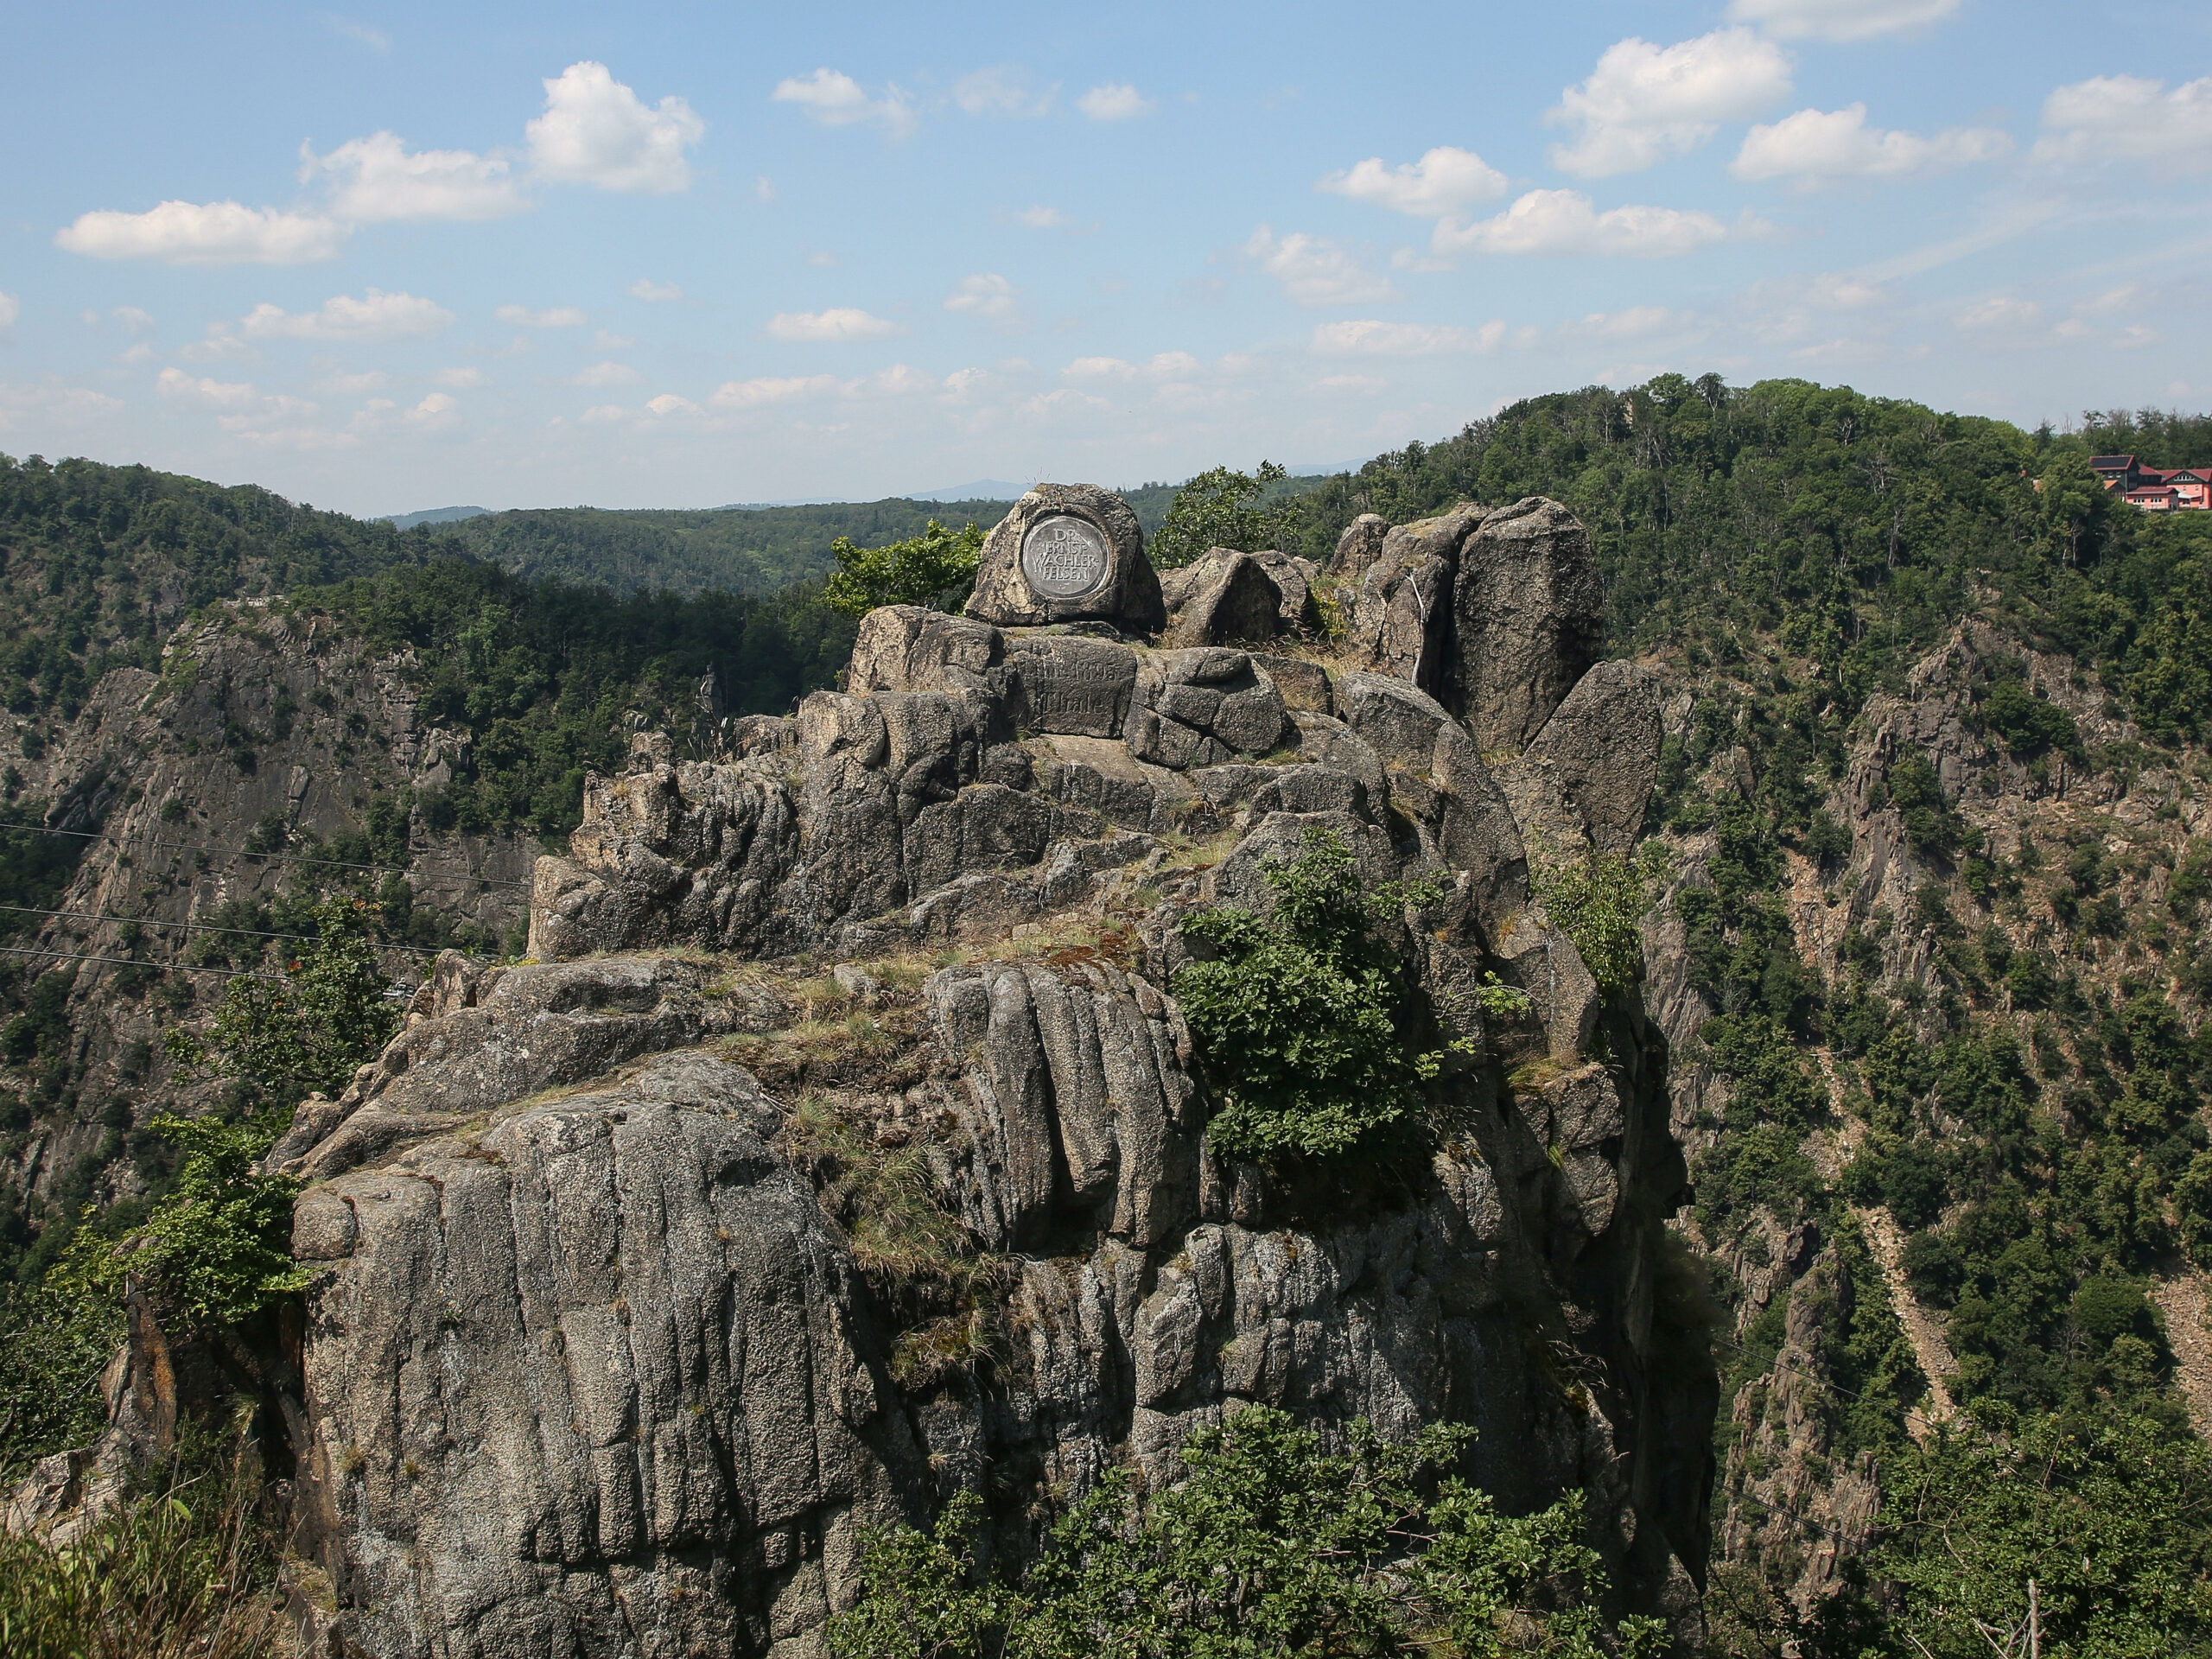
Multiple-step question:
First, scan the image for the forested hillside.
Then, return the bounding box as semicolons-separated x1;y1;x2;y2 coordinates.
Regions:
6;386;2212;1651
1300;378;2212;1650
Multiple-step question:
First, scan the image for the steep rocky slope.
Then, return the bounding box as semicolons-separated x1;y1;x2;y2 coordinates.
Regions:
28;490;1718;1656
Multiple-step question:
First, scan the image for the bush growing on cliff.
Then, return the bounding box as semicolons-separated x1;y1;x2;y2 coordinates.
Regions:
830;1405;1662;1659
1173;828;1440;1162
162;898;400;1113
1535;846;1666;996
1149;461;1306;570
823;519;983;616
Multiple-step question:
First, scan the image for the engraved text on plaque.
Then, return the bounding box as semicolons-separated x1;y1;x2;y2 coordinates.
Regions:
1019;514;1112;600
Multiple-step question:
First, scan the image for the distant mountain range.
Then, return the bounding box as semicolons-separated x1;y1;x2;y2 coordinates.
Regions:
380;505;493;531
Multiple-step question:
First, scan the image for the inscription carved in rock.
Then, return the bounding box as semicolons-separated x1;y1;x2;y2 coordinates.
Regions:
1020;514;1112;599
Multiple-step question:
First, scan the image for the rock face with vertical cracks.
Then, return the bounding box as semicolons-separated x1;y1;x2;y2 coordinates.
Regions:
48;494;1713;1659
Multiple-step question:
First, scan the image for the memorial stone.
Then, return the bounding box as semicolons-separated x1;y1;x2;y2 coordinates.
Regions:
965;482;1166;633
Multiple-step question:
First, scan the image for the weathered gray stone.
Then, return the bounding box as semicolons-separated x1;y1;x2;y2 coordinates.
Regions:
1341;505;1482;696
1525;660;1664;855
1452;497;1606;749
1003;633;1141;737
845;606;1004;696
1159;549;1315;648
1127;650;1288;768
965;485;1165;632
1325;513;1390;584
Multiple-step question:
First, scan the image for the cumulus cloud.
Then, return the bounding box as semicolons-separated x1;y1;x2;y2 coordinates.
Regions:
113;306;155;333
574;360;644;386
645;393;701;416
405;391;458;425
1311;319;1505;356
772;68;915;136
1955;296;2043;335
712;374;839;406
1316;147;1508;216
55;200;344;264
1244;227;1398;306
1432;190;1742;258
156;367;260;407
434;365;485;389
240;289;455;341
2034;75;2212;168
1732;105;2012;185
1060;352;1201;381
495;304;587;327
527;61;704;192
1010;205;1074;230
1578;305;1691;340
944;273;1020;321
1548;28;1791;177
628;278;683;302
954;66;1055;117
0;294;16;331
301;130;524;220
1726;0;1958;40
766;308;899;342
1077;83;1153;121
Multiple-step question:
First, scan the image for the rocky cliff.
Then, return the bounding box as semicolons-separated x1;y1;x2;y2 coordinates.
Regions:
24;493;1718;1656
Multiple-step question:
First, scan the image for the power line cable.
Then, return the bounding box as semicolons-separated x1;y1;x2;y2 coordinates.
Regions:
0;944;293;983
0;903;446;956
0;822;532;888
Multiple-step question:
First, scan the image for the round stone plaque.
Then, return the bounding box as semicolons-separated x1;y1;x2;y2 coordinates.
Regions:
1020;514;1112;601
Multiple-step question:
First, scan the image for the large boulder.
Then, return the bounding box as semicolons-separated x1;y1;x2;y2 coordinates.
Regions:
1523;660;1664;855
1159;548;1315;648
1340;505;1481;696
965;484;1165;633
1452;498;1606;750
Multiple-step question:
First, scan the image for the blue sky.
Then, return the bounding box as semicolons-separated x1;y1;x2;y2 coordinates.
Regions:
2;0;2207;516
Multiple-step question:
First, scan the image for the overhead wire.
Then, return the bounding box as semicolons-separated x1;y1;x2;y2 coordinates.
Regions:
0;903;446;956
0;944;293;982
0;821;533;888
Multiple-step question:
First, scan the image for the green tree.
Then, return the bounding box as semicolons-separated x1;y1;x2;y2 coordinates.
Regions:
1535;847;1665;995
823;519;983;616
1149;461;1303;570
127;1116;308;1329
829;1405;1662;1659
162;898;401;1111
1173;828;1440;1162
1872;1403;2212;1657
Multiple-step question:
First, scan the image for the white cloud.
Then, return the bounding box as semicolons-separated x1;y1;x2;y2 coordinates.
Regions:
1433;189;1741;257
405;391;458;426
323;14;391;52
1311;319;1505;356
944;273;1020;321
580;404;626;423
1062;353;1205;382
1307;373;1388;395
2034;75;2212;168
0;294;16;331
55;200;344;264
302;130;524;221
594;329;635;349
1547;28;1791;177
712;374;839;406
113;306;155;333
574;360;644;386
1726;0;1958;41
527;61;704;192
0;381;124;433
645;393;701;416
1065;356;1138;381
1957;296;2041;330
628;278;683;302
954;66;1055;117
1579;305;1689;340
435;365;486;389
1077;83;1153;121
157;367;260;407
316;369;389;394
766;307;899;342
772;68;915;136
1732;105;2012;186
1244;226;1398;306
756;175;777;202
1317;147;1508;216
495;303;587;327
241;289;455;341
1011;204;1072;229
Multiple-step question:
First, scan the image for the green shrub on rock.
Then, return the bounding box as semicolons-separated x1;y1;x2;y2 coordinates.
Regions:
1173;828;1441;1162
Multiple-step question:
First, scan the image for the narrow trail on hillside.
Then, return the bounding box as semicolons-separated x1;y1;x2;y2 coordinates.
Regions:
1810;1046;1960;1440
2155;1273;2212;1438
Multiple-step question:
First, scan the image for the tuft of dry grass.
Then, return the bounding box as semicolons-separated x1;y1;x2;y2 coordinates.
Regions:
0;1432;288;1659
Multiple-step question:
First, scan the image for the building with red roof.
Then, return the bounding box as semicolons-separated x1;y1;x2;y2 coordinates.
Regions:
2091;454;2209;509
